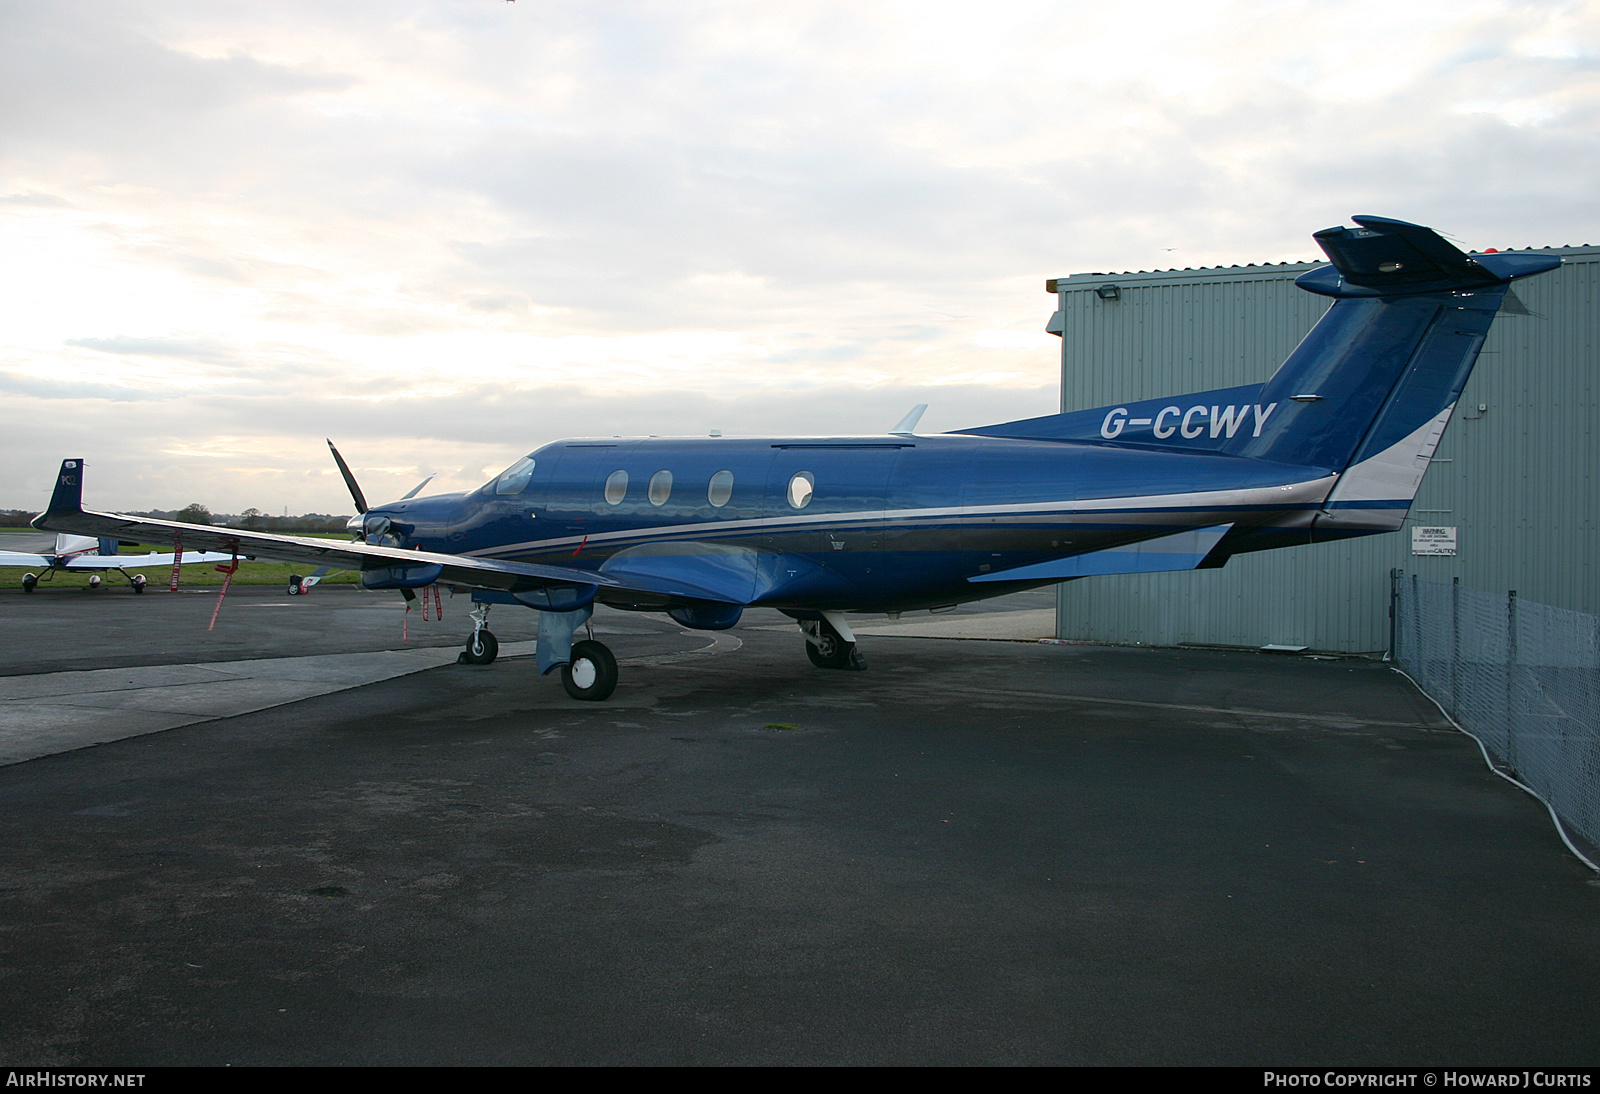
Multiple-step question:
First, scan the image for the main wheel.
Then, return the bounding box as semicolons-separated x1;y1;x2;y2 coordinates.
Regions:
21;573;36;593
287;574;302;595
805;622;856;669
460;629;499;665
131;574;147;594
562;640;618;701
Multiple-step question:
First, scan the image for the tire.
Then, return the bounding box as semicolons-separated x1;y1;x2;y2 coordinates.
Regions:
461;629;499;665
805;622;855;669
131;575;147;594
21;574;36;593
561;640;618;701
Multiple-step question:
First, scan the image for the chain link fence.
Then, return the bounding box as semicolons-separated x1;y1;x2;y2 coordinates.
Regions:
1391;572;1600;862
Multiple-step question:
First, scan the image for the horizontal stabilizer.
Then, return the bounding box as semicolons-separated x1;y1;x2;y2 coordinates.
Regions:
969;524;1232;583
1297;216;1561;299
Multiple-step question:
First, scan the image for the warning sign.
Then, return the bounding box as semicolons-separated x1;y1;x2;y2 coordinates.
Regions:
1412;526;1457;556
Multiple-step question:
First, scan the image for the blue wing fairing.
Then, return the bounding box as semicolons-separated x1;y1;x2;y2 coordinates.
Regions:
29;216;1562;693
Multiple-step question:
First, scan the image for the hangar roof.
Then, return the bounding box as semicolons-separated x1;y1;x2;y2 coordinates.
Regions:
1046;245;1600;293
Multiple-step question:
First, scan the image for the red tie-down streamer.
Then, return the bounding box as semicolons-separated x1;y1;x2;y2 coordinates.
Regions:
208;548;239;631
405;585;444;640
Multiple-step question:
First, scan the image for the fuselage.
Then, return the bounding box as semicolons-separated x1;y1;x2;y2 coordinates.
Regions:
364;433;1337;613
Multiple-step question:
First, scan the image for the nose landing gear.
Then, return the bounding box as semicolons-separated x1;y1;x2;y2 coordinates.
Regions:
459;603;499;665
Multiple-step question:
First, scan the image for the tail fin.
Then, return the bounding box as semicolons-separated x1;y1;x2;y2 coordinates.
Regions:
1223;217;1560;532
32;459;86;530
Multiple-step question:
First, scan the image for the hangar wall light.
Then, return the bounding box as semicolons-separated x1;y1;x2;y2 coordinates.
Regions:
1095;283;1121;301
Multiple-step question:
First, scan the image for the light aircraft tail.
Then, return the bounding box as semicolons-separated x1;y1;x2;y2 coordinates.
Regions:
965;216;1561;536
52;533;103;558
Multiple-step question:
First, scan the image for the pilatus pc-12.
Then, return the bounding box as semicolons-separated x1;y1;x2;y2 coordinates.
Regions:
33;216;1560;700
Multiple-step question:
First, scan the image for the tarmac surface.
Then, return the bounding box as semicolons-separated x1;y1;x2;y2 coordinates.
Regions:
0;583;1597;1065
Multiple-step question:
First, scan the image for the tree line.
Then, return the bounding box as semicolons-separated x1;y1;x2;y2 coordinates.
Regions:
0;506;351;533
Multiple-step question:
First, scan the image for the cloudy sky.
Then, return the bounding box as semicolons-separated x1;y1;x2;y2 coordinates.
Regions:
3;0;1598;513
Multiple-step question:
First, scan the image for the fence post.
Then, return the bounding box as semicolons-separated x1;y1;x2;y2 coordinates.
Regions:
1411;574;1422;679
1451;577;1461;718
1506;589;1518;774
1389;568;1402;663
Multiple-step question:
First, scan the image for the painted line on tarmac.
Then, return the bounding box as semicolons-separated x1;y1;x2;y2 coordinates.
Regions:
925;682;1440;730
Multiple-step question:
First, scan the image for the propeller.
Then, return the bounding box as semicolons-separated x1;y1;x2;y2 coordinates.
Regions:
399;474;436;500
327;439;369;516
326;439;416;604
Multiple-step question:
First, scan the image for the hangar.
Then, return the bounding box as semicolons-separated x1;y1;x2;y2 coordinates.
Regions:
1044;240;1600;654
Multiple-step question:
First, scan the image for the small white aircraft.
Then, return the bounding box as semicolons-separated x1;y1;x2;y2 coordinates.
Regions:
0;533;234;593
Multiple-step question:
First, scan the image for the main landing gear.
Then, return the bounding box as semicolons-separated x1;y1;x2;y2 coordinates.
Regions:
456;600;618;701
562;640;617;701
799;613;867;671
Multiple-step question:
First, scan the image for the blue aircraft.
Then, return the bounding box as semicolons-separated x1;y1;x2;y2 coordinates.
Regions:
32;216;1561;700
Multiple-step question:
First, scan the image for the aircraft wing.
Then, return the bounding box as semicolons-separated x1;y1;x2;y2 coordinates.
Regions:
0;551;51;568
60;551;237;570
0;547;234;570
32;459;625;594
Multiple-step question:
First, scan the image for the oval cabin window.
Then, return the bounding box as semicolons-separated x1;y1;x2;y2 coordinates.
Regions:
604;470;628;505
648;470;673;506
707;470;733;508
787;471;814;509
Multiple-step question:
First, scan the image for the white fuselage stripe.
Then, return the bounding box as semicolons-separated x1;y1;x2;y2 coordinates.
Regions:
467;475;1339;559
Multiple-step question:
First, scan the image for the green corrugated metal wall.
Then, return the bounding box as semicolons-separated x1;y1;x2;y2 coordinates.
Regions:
1051;249;1600;653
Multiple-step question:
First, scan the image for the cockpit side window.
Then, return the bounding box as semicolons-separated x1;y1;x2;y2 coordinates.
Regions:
494;456;537;495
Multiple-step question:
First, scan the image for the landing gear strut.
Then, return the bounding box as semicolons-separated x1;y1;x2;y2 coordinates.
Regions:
460;603;498;665
800;613;866;671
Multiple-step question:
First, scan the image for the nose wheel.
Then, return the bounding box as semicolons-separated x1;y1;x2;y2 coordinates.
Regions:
461;628;499;665
459;604;499;665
